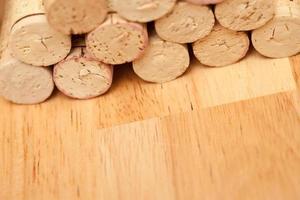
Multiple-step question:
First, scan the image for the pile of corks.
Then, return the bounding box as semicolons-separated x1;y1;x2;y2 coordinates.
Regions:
0;0;299;104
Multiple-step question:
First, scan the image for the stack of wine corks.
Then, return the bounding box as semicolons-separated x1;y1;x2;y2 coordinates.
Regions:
0;0;299;104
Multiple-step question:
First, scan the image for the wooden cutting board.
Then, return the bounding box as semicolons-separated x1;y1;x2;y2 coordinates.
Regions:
1;3;300;199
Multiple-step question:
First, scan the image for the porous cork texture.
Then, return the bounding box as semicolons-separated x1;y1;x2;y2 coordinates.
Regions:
86;13;148;65
193;24;250;67
215;0;275;31
252;0;300;58
44;0;108;35
9;14;71;66
185;0;224;5
133;34;190;83
155;1;215;44
53;47;113;99
0;52;54;104
9;0;45;27
112;0;176;22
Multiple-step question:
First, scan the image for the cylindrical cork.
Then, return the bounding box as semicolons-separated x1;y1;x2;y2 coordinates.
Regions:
10;14;71;66
8;0;45;26
7;0;71;66
185;0;225;4
44;0;108;35
112;0;176;23
86;13;148;65
133;33;190;83
0;0;54;105
215;0;275;31
155;1;215;44
0;50;54;104
192;24;250;67
252;0;300;58
53;39;113;99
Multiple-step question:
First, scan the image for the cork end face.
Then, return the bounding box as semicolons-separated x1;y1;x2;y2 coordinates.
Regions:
155;2;215;44
215;0;275;31
133;38;190;83
46;0;108;35
0;59;54;105
113;0;177;22
185;0;225;5
86;22;148;65
193;24;250;67
53;56;113;100
10;15;71;66
252;18;300;58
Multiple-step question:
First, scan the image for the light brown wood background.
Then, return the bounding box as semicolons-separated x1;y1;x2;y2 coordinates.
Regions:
0;0;4;25
1;1;300;199
0;53;299;200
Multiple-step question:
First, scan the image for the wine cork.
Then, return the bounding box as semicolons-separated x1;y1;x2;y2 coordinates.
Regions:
133;33;190;83
0;50;54;104
0;2;54;105
9;0;45;26
86;13;148;65
53;41;113;99
185;0;225;5
44;0;108;35
215;0;275;31
193;24;250;67
252;0;300;58
10;14;71;66
112;0;176;22
7;0;71;66
155;1;215;43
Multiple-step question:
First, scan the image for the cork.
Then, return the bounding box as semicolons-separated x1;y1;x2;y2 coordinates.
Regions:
252;0;300;58
185;0;225;5
10;14;71;66
86;13;148;65
9;0;45;26
53;42;113;99
193;23;250;67
44;0;108;35
0;50;54;104
215;0;275;31
155;1;215;44
133;33;190;83
7;0;71;66
112;0;176;22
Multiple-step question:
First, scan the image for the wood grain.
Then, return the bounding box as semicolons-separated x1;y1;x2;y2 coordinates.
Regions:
0;0;4;26
1;87;300;200
0;54;299;200
1;1;300;199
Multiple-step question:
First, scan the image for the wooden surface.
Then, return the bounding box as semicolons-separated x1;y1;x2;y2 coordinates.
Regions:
1;3;300;200
0;51;299;200
0;0;4;26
